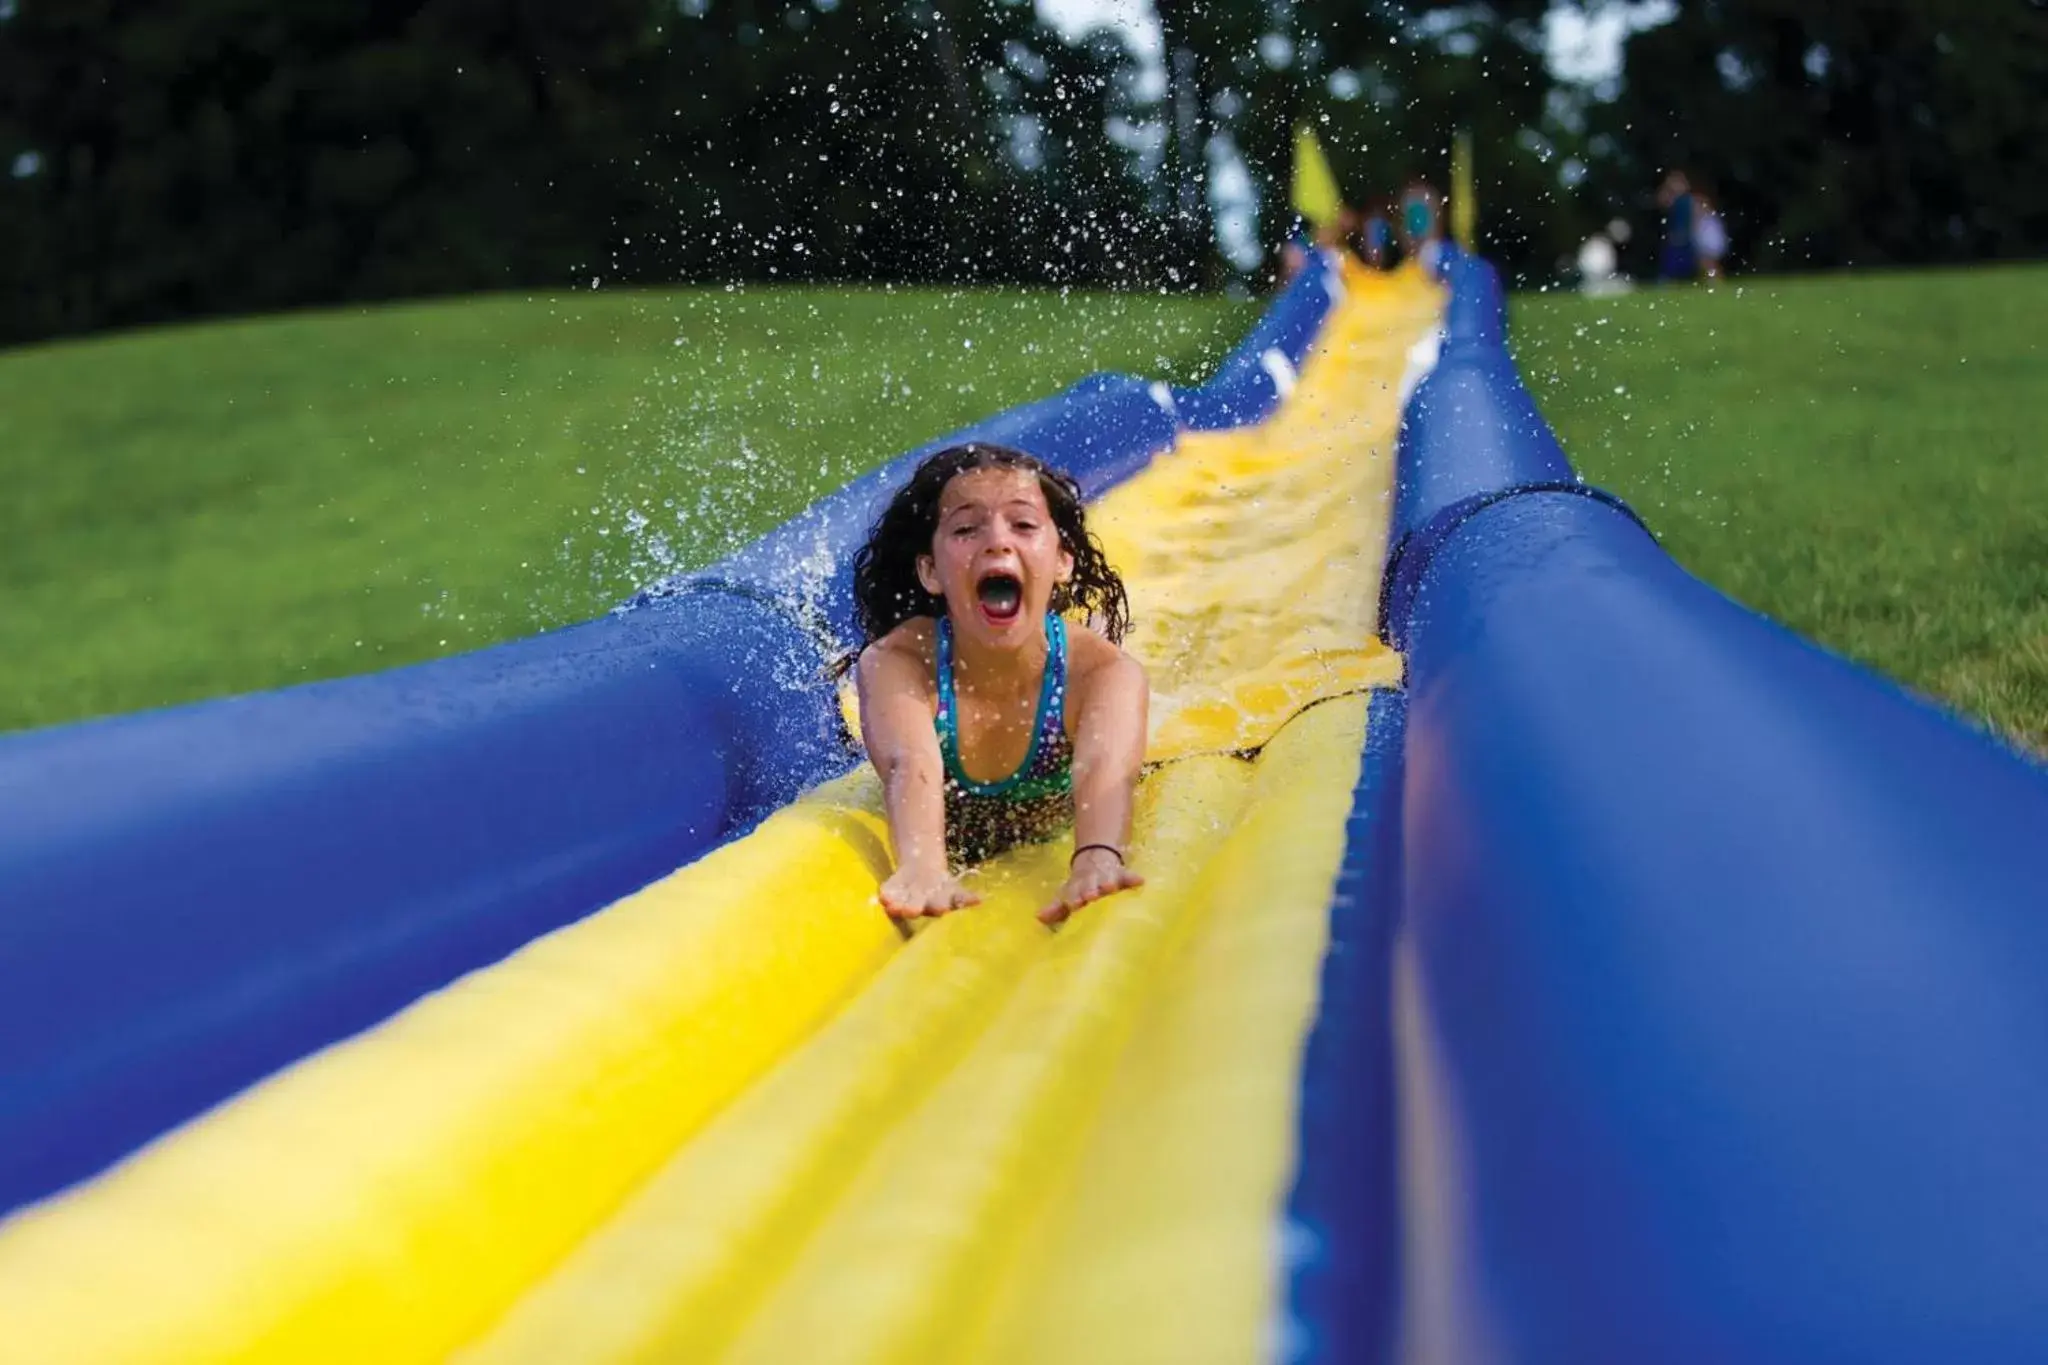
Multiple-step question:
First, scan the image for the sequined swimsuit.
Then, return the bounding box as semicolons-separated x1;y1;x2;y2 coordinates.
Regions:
935;613;1073;865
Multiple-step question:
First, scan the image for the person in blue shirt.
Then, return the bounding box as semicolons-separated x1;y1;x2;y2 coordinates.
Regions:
1359;199;1395;270
1399;178;1445;274
1696;190;1729;282
1659;169;1699;281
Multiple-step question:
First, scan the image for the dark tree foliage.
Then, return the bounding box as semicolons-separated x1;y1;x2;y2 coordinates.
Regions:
0;0;678;341
1593;0;2048;273
0;0;1144;342
0;0;2043;345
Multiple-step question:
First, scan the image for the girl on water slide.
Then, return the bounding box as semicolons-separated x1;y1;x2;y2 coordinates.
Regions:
849;442;1149;926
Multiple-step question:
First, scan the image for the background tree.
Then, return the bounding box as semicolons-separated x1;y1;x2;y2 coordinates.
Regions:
3;0;2045;347
1590;0;2048;273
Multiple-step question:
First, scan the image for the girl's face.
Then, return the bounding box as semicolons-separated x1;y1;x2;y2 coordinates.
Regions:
916;466;1074;650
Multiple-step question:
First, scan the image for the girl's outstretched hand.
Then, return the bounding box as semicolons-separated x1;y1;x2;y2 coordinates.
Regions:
1040;848;1144;926
879;866;981;920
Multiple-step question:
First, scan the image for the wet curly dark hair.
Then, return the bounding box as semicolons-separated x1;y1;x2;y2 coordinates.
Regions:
848;442;1130;652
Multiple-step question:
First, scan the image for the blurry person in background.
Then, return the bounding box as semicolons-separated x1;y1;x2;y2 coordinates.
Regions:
1357;199;1395;270
1696;192;1729;283
1400;178;1446;275
1277;212;1313;285
1658;169;1699;282
1315;204;1364;258
1576;217;1635;295
1577;231;1625;295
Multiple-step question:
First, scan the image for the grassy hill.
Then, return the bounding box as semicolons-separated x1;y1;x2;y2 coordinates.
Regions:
2;265;2042;752
1514;263;2047;754
0;285;1255;731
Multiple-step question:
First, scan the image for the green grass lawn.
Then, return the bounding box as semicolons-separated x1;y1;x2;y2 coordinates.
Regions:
0;285;1255;732
3;265;2043;754
1513;264;2048;754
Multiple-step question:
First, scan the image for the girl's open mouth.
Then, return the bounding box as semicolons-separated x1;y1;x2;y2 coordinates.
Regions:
975;571;1024;625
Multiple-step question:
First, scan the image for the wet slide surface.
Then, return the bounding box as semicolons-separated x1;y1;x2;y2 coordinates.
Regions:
0;264;1442;1364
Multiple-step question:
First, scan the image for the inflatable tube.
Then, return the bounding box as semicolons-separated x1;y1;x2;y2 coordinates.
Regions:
1168;253;1343;430
0;273;1337;1218
1359;247;2048;1362
1387;253;1572;549
0;595;838;1217
1398;491;2048;1364
1278;687;1408;1365
0;256;1438;1364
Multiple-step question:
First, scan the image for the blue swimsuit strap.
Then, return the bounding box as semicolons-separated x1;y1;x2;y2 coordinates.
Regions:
936;614;1068;799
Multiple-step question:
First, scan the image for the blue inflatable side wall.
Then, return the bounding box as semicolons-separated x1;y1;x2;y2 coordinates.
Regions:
0;260;1341;1218
1169;254;1341;430
1279;687;1408;1365
1288;249;2048;1364
0;597;837;1221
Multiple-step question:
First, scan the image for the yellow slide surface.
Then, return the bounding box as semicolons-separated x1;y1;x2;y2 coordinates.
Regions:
0;263;1442;1364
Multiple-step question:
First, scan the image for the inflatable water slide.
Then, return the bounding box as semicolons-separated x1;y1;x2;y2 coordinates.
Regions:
3;249;2047;1365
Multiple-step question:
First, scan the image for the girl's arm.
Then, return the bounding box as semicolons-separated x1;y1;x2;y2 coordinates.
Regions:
1042;651;1148;925
855;641;980;919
